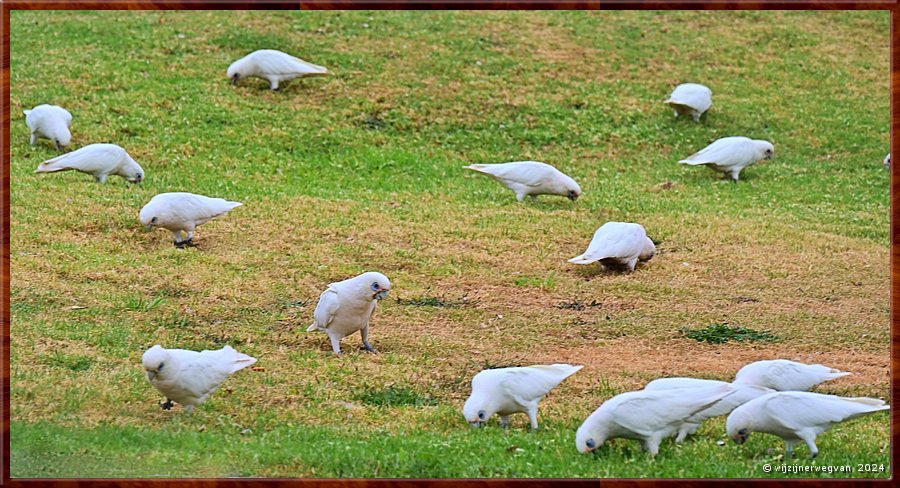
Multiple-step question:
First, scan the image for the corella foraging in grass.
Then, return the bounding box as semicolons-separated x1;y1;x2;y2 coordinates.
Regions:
643;377;774;443
141;344;257;412
24;104;72;150
568;222;656;271
227;49;328;90
35;143;143;184
575;384;734;457
139;192;243;248
463;161;581;202
664;83;712;122
306;272;391;355
884;153;890;170
463;364;583;431
679;136;774;182
727;391;889;459
732;359;850;391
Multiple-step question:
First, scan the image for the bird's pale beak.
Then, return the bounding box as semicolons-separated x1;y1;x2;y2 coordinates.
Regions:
567;191;579;202
147;371;157;380
469;421;483;428
144;225;153;231
231;74;239;86
374;290;389;300
733;435;746;445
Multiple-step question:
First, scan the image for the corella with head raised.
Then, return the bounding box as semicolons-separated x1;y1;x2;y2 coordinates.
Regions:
307;272;392;354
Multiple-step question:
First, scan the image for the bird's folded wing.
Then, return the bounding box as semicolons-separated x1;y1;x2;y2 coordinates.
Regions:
763;394;888;430
500;365;581;403
257;52;327;76
312;288;341;329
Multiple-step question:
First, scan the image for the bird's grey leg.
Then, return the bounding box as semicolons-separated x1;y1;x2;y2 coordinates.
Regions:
159;398;174;410
30;133;36;145
784;440;795;459
95;174;108;184
674;425;689;444
269;78;280;90
673;110;679;118
626;257;639;272
183;230;196;247
499;415;510;429
692;112;701;122
172;230;185;248
798;434;819;459
643;435;662;458
327;332;342;355
730;170;740;182
360;326;377;353
526;403;539;431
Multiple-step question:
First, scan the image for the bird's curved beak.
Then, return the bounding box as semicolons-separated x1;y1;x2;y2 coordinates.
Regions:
144;225;153;231
733;435;746;445
469;421;483;429
147;371;157;380
231;74;239;86
374;290;389;300
567;191;579;202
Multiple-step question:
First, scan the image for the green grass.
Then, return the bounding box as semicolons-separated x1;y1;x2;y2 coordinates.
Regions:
9;10;890;478
681;323;779;344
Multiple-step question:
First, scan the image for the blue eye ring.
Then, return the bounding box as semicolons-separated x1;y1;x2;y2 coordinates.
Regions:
371;282;380;291
586;439;596;449
478;410;486;420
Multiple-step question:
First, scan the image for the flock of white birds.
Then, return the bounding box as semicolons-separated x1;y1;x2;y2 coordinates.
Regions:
24;47;888;463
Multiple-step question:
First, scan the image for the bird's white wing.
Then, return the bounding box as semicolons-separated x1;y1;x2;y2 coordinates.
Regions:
758;393;888;431
60;107;73;125
667;85;711;111
37;144;122;173
572;224;645;263
499;364;582;403
170;347;253;399
465;162;556;188
610;387;732;436
312;287;341;330
679;138;754;166
256;51;327;76
645;378;729;390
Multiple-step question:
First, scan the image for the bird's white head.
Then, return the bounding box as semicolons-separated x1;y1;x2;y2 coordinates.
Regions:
226;56;250;86
142;345;171;382
138;201;160;230
356;272;391;300
462;392;495;428
566;179;582;202
121;159;144;184
54;130;72;150
726;407;752;445
575;414;605;454
640;237;656;262
757;140;775;161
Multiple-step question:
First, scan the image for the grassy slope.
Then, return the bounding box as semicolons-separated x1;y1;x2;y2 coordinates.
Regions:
9;10;890;478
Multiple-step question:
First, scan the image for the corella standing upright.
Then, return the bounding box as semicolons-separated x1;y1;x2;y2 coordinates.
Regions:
307;272;392;354
463;364;583;431
227;49;329;90
140;192;243;248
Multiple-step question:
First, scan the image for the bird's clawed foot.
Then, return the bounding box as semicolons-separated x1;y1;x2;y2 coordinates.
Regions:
362;343;378;353
159;399;174;410
174;239;196;249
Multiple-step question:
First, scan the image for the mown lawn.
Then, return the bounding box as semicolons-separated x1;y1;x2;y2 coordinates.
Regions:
8;10;890;478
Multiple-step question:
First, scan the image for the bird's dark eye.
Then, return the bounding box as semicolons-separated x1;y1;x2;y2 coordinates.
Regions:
586;438;596;449
157;362;165;371
151;217;158;224
371;282;380;291
738;428;748;435
477;410;485;420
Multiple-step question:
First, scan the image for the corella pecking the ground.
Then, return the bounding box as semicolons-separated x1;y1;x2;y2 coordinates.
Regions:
463;364;582;431
727;391;889;459
568;222;656;271
139;192;243;248
24;104;72;150
463;161;581;202
679;136;774;182
227;49;329;90
141;345;257;412
35;143;143;184
307;272;391;355
732;359;850;391
575;384;734;457
643;377;774;443
664;83;712;122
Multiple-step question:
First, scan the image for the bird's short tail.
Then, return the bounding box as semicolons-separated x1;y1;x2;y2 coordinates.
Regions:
568;254;596;264
463;164;490;174
846;397;887;407
306;323;320;332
